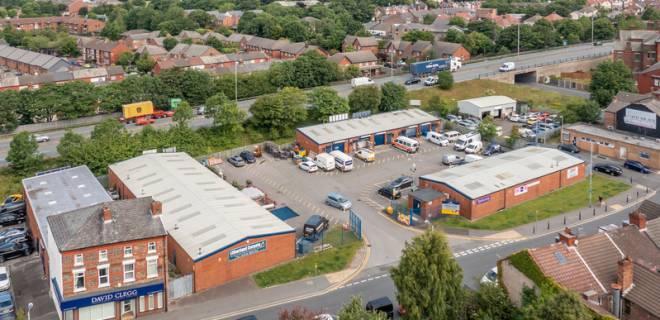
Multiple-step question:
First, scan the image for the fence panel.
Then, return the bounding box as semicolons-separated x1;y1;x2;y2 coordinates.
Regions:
168;274;194;300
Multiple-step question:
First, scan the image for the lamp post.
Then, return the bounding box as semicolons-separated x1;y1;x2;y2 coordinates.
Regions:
27;302;33;320
589;141;593;207
591;15;595;45
234;60;238;104
517;23;520;56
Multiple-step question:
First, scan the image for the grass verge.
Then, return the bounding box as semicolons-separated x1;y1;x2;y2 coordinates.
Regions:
253;227;363;288
407;79;586;113
436;175;630;231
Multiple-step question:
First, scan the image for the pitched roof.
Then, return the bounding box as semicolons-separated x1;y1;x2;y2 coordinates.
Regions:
411;40;432;53
246;36;289;50
576;232;624;288
623;262;660;318
169;43;218;57
328;51;378;64
226;51;268;61
605;91;660;115
47;197;166;251
544;12;564;22
136;44;168;56
524;14;544;24
645;218;660;248
177;30;203;39
201;31;227;42
124;31;160;41
83;39;122;51
226;33;253;43
386;40;412;51
529;243;605;293
343;35;378;47
433;41;464;56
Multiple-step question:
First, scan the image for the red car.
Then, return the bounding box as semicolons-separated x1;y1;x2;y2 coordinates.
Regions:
152;110;175;119
135;117;155;126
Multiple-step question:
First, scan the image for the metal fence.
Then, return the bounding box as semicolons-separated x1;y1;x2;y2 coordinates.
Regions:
168;274;194;300
476;51;611;79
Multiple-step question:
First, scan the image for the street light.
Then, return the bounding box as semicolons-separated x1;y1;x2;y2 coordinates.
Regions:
591;15;595;45
27;302;33;320
517;23;520;56
589;141;594;207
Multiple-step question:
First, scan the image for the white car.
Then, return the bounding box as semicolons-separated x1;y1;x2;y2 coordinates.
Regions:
35;135;49;143
480;266;498;284
423;76;438;86
508;113;520;122
314;315;335;320
499;62;515;72
0;267;9;291
299;161;318;173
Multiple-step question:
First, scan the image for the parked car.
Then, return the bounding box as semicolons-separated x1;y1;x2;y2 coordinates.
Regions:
518;128;536;138
299;160;318;173
303;215;329;238
0;201;25;215
366;297;394;319
423;76;438;86
325;193;352;210
0;228;29;244
480;267;498;284
227;155;246;167
507;113;520;122
389;176;414;190
0;291;13;319
593;164;623;176
239;150;256;164
442;154;463;165
404;77;421;85
355;148;375;162
446;114;461;123
0;213;24;227
483;143;502;156
457;120;476;131
557;144;580;154
35;135;49;143
378;186;401;200
0;240;31;263
0;267;9;291
624;160;651;174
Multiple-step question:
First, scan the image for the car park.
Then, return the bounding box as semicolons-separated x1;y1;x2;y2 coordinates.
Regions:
557;144;580;154
325;193;352;210
0;267;9;291
454;132;480;151
0;240;31;263
480;267;498;284
508;113;520;122
518;128;536;138
464;141;483;154
299;160;318;173
623;160;651;174
330;150;354;172
526;117;538;125
314;153;336;171
442;154;463;165
377;186;401;199
0;291;14;319
483;143;502;156
0;228;29;244
239;150;256;164
35;135;49;143
593;164;623;176
355;148;375;162
388;176;414;190
227;155;246;167
404;77;421;85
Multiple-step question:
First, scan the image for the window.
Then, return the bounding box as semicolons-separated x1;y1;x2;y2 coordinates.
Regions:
124;246;132;257
122;300;134;315
157;293;163;309
148;242;156;253
74;254;83;266
148;294;155;310
98;265;109;287
73;269;85;292
640;152;650;159
654;78;660;87
139;296;145;312
98;250;107;262
147;257;158;279
123;261;135;282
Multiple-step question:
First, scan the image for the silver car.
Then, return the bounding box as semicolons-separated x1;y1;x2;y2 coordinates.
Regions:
325;193;352;210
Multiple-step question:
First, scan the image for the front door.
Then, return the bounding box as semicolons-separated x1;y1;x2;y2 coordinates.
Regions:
619;147;627;159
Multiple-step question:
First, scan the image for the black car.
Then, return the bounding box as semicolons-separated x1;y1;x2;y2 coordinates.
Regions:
0;228;29;244
366;297;394;319
389;176;414;190
378;186;401;200
624;160;651;174
303;215;329;238
557;143;580;154
0;213;24;227
404;77;421;85
239;150;256;164
0;241;31;263
0;202;25;215
593;164;623;176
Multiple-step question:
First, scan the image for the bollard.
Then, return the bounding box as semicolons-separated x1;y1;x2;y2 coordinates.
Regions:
593;208;596;216
605;203;607;212
532;225;536;234
579;211;582;220
646;186;649;194
547;221;550;230
637;191;639;199
630;177;633;184
563;216;566;225
626;195;629;204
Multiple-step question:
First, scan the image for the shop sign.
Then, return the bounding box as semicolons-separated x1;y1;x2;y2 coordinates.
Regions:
514;181;540;196
441;201;460;215
624;109;656;129
229;240;267;261
397;213;411;225
476;196;491;204
567;166;579;179
59;282;164;311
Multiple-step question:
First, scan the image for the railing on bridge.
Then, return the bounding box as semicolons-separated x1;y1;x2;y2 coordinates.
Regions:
476;51;611;79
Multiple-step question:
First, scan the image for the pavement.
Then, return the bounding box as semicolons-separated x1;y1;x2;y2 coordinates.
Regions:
0;42;613;165
6;253;57;320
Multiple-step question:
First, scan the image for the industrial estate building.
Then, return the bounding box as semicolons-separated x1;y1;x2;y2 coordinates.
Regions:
457;95;516;119
296;109;440;154
108;152;296;293
419;147;585;220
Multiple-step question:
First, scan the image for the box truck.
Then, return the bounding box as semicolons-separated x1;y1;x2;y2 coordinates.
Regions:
410;57;462;76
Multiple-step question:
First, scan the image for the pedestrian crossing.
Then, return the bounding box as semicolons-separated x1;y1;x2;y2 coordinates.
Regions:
452;238;523;258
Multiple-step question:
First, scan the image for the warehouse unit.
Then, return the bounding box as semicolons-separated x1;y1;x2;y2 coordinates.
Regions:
296;109;440;154
108;152;296;292
603;92;660;139
458;96;516;119
419;147;585;220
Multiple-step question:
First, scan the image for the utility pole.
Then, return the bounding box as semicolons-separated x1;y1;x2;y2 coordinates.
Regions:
517;23;520;55
589;142;593;207
234;61;238;104
390;51;394;78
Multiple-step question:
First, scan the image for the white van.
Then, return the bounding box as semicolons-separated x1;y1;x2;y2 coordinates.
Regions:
499;62;515;72
426;131;445;146
454;132;481;151
393;136;419;153
330;150;354;172
464;141;483;154
351;77;375;88
314;153;336;171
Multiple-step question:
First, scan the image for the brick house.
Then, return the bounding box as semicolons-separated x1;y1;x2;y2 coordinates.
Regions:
122;30;161;50
603;92;660;139
46;198;167;320
168;43;220;59
223;33;253;49
342;35;379;54
614;30;660;72
80;39;131;65
208;10;243;28
636;62;660;93
327;51;380;76
280;42;326;60
433;41;471;61
244;36;289;59
0;16;105;34
0;44;70;75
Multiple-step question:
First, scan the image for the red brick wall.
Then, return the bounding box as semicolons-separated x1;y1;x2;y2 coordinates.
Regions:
565;128;660;169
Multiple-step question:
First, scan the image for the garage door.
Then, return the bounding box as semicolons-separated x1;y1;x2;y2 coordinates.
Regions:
431;123;438;131
420;123;431;136
332;141;345;152
405;126;417;137
357;135;370;148
374;133;385;145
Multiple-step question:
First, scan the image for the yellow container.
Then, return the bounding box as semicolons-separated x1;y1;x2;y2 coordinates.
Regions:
122;101;154;119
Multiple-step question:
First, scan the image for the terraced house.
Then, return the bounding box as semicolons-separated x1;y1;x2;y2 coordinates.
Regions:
0;44;70;75
0;16;105;34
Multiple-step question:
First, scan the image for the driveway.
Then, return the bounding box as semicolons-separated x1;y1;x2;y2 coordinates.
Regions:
6;253;56;320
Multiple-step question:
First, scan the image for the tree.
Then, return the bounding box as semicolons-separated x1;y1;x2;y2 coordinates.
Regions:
449;16;466;27
282;19;309;42
250;87;307;137
561;100;601;124
523;290;592;320
173;100;194;127
391;231;464;320
436;71;454;90
465;283;518;320
426;96;455;118
506;125;521;148
463;32;495;56
309;87;349;121
402;30;434;42
56;37;80;57
589;60;636;106
444;29;465;44
477;116;498;142
337;296;388;320
78;7;88;16
136;53;156;73
642;7;660;20
163;37;178;51
348;85;381;113
0;99;19;133
100;20;124;41
92;118;126;140
205;93;246;134
7;131;42;174
423;14;437;25
117;52;135;68
592;18;615;40
379;82;407;112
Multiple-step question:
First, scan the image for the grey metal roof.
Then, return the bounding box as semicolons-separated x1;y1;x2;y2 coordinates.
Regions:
169;44;215;57
565;124;660;151
47;197;166;251
297;109;438;145
22;166;113;248
459;95;516;109
17;51;38;64
108;152;294;261
421;147;584;199
409;188;443;202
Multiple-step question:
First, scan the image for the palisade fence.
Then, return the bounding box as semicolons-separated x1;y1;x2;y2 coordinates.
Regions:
168;274;194;300
476;51;611;79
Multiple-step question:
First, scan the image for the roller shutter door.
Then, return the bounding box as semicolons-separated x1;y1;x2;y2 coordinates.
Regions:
405;126;417;137
332;141;345;152
374;133;385;146
420;123;431;136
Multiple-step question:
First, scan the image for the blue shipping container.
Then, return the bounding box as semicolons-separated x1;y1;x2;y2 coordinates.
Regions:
410;59;449;75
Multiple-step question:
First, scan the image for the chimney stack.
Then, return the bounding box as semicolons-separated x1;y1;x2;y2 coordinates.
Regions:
150;200;162;216
617;257;634;292
629;211;647;231
558;227;577;246
102;206;112;223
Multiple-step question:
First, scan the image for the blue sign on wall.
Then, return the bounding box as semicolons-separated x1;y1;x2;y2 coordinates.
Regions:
476;196;491;204
59;282;164;311
229;240;267;261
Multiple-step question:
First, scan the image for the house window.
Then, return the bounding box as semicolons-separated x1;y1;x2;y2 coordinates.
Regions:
74;254;83;266
654;78;660;87
147;257;158;278
122;300;134;315
148;294;155;310
73;269;85;292
98;250;107;262
98;265;109;287
123;261;135;282
157;293;163;309
148;242;156;253
640;152;650;159
124;246;132;257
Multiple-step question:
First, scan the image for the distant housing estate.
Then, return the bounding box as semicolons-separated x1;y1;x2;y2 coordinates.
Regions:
0;16;105;34
0;44;70;75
